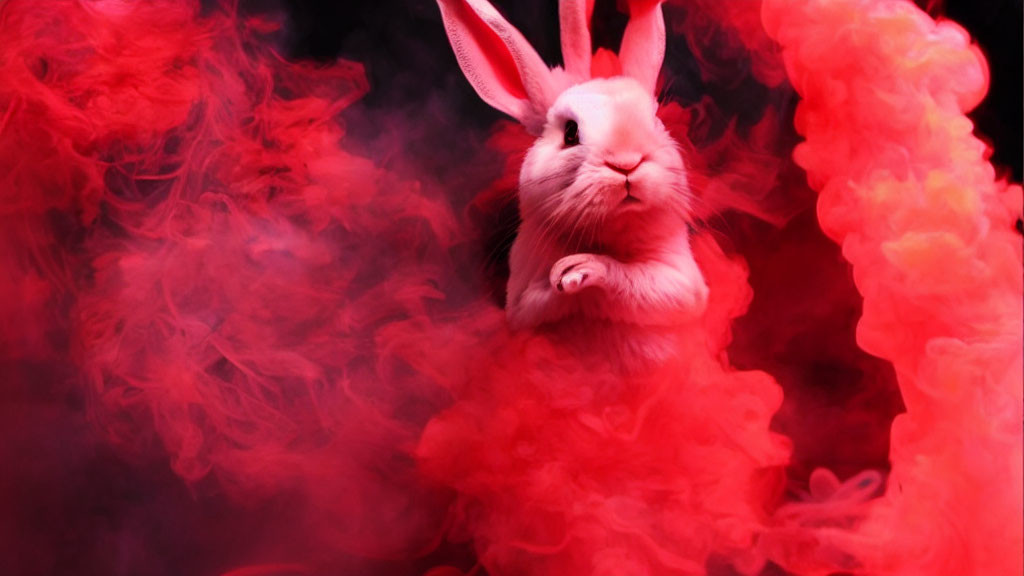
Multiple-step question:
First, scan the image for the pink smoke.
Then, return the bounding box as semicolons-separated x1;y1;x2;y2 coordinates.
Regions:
759;1;1023;573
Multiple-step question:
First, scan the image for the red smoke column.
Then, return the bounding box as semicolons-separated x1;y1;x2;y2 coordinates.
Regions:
760;0;1023;574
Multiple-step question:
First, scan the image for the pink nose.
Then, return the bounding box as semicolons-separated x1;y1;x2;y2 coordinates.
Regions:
605;155;643;176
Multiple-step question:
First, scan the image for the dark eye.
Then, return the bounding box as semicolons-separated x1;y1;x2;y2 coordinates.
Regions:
563;120;580;147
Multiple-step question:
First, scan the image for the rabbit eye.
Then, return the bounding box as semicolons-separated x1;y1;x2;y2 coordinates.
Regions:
563;120;580;147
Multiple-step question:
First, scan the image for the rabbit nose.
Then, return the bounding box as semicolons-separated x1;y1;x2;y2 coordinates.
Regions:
605;155;644;176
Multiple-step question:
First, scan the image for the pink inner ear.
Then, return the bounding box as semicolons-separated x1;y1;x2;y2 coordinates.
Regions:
450;0;528;101
560;0;596;78
590;48;622;78
618;0;666;94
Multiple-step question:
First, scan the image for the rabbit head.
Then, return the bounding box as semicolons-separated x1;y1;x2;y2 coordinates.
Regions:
437;0;691;247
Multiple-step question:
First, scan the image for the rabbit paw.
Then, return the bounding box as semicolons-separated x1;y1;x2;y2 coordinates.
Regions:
551;253;608;294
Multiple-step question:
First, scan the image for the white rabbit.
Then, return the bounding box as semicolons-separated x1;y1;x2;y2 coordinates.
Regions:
437;0;709;370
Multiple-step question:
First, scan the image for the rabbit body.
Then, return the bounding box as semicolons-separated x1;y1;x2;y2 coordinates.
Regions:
507;78;707;336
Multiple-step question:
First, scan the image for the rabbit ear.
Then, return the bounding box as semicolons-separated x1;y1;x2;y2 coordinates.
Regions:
559;0;595;79
618;0;666;95
437;0;557;132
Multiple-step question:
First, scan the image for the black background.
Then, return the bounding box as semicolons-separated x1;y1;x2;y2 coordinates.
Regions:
281;0;1022;181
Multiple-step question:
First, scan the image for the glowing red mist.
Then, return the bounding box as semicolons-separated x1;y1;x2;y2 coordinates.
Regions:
0;1;1019;575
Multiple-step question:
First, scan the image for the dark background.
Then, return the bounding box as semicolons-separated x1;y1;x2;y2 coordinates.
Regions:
283;0;1022;181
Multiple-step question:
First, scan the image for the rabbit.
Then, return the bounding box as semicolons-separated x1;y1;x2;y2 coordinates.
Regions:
437;0;709;370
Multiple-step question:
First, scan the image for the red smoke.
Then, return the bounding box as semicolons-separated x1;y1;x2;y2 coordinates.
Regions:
760;1;1023;573
0;1;1019;575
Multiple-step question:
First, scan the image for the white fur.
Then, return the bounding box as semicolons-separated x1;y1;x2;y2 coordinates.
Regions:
437;0;708;370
